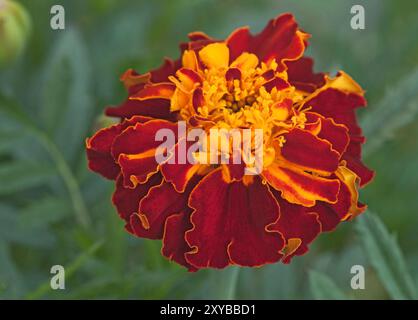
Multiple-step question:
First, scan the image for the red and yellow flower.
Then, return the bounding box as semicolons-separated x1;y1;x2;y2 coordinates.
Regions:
86;13;374;271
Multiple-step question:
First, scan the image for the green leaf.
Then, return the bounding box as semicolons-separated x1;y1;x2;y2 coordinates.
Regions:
19;197;71;229
26;240;104;299
0;161;55;195
41;28;93;163
356;212;417;299
0;204;55;248
362;68;418;157
309;270;347;300
0;242;24;299
0;93;91;227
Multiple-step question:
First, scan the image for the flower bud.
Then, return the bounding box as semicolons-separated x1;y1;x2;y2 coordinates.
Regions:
0;0;31;67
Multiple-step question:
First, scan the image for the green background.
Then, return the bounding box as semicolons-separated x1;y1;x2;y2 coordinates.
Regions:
1;0;418;299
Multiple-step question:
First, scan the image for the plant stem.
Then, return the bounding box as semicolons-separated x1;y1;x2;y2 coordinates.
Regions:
36;130;91;228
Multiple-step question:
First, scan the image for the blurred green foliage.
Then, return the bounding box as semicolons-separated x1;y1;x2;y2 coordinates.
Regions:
0;0;418;299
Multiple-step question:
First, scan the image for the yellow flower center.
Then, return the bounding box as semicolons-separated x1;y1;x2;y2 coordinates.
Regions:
169;42;311;169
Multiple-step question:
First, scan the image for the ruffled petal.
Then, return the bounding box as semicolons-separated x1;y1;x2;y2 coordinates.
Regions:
185;168;284;269
160;139;203;192
249;13;308;70
281;128;340;174
130;181;187;239
306;79;374;185
226;27;251;62
262;163;340;207
180;31;216;52
112;173;162;223
130;176;199;240
271;195;321;263
286;57;325;93
85;116;150;179
226;14;308;70
112;120;178;187
306;112;350;156
307;87;365;136
311;180;351;232
162;210;197;271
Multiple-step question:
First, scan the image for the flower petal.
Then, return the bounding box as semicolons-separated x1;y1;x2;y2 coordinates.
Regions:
131;177;197;239
192;87;205;112
105;98;176;121
306;82;374;185
230;52;259;70
198;43;230;69
263;163;340;207
307;87;365;136
185;168;284;269
112;173;162;222
249;13;308;70
149;58;181;83
162;210;197;271
311;180;351;232
85;116;150;179
306;112;350;155
271;195;321;263
175;68;202;91
286;57;325;93
226;27;251;62
160;141;202;192
263;76;290;92
281;128;340;174
112;120;178;187
130;82;176;101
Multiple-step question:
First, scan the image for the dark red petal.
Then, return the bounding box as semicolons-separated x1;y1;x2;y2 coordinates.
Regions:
225;68;241;82
85;116;150;179
263;77;290;92
162;210;197;271
131;176;199;240
112;120;178;187
149;58;181;83
281;128;340;174
263;163;340;207
120;59;180;95
112;173;162;222
306;87;373;185
226;27;251;62
343;154;375;187
261;69;275;81
306;112;350;155
105;98;176;121
312;179;351;232
307;88;366;136
180;32;216;53
120;69;150;94
192;87;204;113
286;57;325;93
271;194;321;263
249;13;306;70
160;140;202;192
130;181;187;239
185;168;284;269
177;68;202;87
188;31;214;42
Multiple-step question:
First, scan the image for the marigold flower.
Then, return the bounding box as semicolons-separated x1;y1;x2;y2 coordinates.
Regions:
86;13;374;271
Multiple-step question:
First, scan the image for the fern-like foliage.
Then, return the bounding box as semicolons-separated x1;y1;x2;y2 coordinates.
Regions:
362;68;418;157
